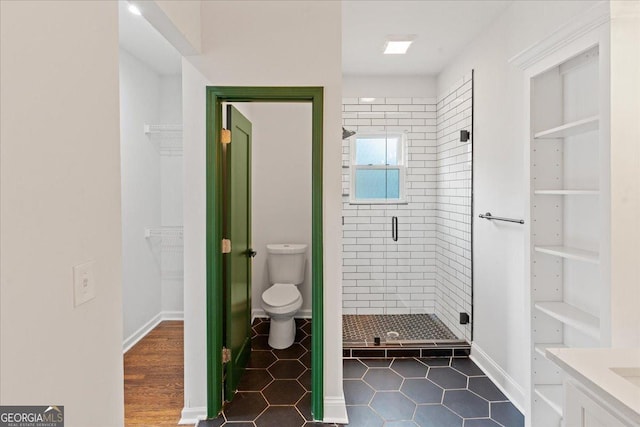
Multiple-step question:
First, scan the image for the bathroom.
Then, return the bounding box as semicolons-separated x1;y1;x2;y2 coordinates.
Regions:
4;2;637;427
121;1;630;426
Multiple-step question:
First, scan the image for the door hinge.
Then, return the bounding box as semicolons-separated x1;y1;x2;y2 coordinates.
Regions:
221;128;231;144
222;347;231;364
221;239;231;254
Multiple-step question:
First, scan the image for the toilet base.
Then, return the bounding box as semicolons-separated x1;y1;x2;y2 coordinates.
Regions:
268;316;296;349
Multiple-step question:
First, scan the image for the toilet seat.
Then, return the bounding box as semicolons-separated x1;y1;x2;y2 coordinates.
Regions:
262;283;301;313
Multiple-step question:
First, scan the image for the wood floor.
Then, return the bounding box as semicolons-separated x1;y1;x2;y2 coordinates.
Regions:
124;321;185;426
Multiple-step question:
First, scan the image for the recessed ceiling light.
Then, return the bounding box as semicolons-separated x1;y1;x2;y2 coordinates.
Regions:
128;3;142;16
383;40;413;55
360;98;376;103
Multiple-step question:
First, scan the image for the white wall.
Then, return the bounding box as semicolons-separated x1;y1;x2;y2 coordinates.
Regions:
609;0;640;347
182;0;343;422
0;2;124;426
249;103;313;317
436;0;602;409
343;75;437;98
120;48;163;340
182;59;210;421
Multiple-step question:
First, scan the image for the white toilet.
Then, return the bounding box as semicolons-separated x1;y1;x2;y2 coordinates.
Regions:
261;243;307;349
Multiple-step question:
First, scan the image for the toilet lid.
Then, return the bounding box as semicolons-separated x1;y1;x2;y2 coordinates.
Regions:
263;283;301;307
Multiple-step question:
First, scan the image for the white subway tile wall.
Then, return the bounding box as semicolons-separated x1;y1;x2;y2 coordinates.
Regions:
435;72;473;341
341;97;439;316
341;74;473;341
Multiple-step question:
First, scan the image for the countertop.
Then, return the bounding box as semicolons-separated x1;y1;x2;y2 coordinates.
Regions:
546;347;640;423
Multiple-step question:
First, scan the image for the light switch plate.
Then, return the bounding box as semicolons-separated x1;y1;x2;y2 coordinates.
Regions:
73;261;96;307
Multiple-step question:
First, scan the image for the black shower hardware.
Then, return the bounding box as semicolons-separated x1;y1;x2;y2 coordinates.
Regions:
479;212;524;224
391;216;398;241
342;127;356;140
459;312;470;325
460;130;470;141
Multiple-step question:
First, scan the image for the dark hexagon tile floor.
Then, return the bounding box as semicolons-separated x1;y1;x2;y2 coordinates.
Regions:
198;318;337;427
344;357;524;427
197;318;523;427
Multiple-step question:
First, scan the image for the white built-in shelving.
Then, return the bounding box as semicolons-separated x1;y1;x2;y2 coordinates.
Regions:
534;343;567;359
533;115;599;139
534;302;600;339
534;385;564;417
533;245;599;264
524;32;609;427
534;189;599;195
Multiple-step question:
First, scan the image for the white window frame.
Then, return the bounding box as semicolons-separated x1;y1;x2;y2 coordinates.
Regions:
349;132;407;205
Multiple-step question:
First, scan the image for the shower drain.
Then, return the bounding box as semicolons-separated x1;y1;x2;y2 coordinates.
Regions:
386;331;400;340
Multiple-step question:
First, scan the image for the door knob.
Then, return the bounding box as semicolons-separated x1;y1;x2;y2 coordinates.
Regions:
247;249;257;258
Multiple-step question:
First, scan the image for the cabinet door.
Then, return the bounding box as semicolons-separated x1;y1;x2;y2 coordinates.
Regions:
564;381;629;427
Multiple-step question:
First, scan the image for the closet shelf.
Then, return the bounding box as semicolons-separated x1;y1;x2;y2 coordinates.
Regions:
534;343;567;359
534;115;599;139
534;245;599;264
534;189;599;195
144;226;184;239
534;384;564;416
534;301;600;339
144;124;183;134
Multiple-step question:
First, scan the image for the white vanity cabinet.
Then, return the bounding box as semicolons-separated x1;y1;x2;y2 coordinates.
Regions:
547;348;640;427
565;380;629;427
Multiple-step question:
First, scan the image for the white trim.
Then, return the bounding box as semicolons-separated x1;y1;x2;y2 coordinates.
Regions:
509;1;609;69
470;343;526;413
122;311;185;353
323;395;349;424
161;310;186;321
178;406;207;425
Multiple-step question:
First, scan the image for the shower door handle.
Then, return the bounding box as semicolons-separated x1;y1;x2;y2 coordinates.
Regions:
391;216;398;242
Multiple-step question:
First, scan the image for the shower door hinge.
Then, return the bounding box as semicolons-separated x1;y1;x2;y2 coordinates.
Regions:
221;239;231;254
222;347;231;364
221;128;231;144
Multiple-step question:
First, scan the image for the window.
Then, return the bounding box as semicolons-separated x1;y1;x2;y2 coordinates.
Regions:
350;132;407;204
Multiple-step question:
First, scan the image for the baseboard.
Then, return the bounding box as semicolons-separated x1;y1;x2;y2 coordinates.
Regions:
178;406;206;425
161;310;185;321
470;343;526;413
251;308;312;321
123;311;184;354
323;395;348;424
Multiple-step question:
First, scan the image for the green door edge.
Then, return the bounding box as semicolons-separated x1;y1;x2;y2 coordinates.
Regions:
206;86;324;421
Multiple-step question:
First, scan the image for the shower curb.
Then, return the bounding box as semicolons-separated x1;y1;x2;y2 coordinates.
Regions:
342;343;471;359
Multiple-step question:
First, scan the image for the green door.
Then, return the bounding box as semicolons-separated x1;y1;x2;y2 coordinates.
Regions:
223;105;254;401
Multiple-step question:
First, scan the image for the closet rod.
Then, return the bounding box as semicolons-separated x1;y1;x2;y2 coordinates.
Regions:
479;212;524;224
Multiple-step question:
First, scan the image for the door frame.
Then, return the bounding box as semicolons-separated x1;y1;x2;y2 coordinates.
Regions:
206;86;324;420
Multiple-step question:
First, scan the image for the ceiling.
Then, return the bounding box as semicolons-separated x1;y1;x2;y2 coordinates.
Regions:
342;0;512;76
118;0;510;77
118;1;182;75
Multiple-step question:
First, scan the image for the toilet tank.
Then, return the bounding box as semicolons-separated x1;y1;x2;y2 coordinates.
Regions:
267;244;307;285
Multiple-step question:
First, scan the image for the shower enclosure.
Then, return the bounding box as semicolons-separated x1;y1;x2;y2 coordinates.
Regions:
341;73;474;349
